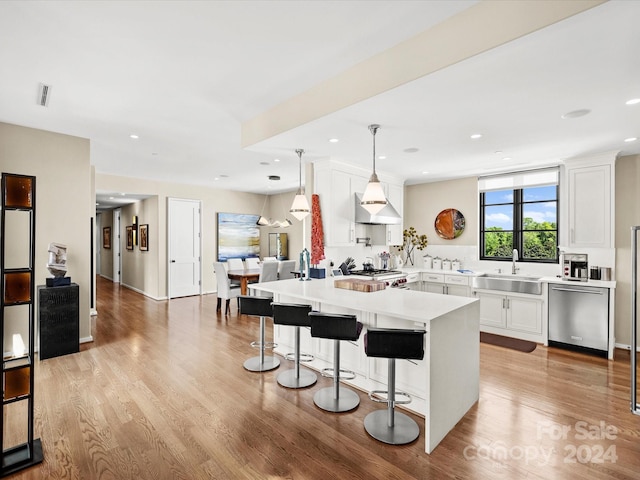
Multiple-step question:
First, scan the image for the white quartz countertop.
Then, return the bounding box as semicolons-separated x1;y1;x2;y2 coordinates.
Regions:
541;276;616;289
250;277;477;324
401;267;484;277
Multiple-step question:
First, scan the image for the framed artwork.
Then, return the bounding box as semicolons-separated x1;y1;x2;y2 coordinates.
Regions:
139;224;149;251
126;226;133;250
216;212;260;262
103;227;111;249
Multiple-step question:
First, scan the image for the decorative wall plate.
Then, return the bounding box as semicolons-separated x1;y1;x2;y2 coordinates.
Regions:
434;208;465;240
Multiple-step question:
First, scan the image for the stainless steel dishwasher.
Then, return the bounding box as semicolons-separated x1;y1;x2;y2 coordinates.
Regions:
548;283;609;356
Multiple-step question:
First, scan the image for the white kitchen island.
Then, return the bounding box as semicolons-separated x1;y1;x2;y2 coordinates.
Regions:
249;277;480;454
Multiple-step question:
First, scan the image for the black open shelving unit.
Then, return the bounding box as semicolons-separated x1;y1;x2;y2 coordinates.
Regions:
0;173;43;476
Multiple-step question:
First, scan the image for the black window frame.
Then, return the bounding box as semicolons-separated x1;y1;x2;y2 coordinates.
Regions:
479;185;559;264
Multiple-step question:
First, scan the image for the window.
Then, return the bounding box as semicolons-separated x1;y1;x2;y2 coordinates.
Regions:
479;169;558;263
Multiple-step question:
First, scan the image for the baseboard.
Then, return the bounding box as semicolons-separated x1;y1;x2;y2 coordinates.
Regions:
120;282;166;301
90;308;98;317
99;274;113;281
80;336;94;344
614;342;640;353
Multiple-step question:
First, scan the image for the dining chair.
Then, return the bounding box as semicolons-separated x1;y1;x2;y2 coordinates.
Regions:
227;258;244;270
213;262;241;314
278;260;296;280
259;261;279;283
245;257;261;269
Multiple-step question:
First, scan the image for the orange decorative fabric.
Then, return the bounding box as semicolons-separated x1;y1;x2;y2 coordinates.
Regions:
311;194;325;265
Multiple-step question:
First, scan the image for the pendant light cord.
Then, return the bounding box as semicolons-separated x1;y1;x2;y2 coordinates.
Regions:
296;148;304;194
368;124;380;180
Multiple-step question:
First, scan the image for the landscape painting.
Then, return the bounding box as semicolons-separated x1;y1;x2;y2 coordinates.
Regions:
216;212;260;262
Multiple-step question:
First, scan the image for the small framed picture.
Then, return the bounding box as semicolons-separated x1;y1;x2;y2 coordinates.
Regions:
103;227;111;249
126;226;133;250
139;224;149;251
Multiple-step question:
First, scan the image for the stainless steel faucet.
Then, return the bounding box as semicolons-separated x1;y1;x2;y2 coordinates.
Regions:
512;249;519;274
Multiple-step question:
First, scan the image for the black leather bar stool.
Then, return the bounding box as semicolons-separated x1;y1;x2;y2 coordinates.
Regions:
239;295;280;372
363;327;425;445
309;311;363;413
271;303;317;389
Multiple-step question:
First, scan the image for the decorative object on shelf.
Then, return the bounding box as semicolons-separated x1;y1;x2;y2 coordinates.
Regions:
398;227;428;266
311;194;325;266
434;208;465;240
139;224;149;251
360;124;387;214
46;242;70;287
290;149;310;220
126;225;133;250
103;226;111;249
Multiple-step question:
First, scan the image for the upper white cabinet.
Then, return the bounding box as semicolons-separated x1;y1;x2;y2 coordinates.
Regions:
314;161;403;247
562;152;617;249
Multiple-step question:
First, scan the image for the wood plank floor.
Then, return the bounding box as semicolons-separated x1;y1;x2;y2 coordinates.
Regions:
8;276;640;479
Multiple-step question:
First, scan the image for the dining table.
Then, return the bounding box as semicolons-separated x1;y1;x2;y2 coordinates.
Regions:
227;268;261;295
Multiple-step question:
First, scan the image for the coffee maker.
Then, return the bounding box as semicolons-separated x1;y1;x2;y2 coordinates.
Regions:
562;253;588;282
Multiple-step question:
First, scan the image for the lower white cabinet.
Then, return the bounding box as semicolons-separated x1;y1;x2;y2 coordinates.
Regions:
422;273;471;297
474;291;543;340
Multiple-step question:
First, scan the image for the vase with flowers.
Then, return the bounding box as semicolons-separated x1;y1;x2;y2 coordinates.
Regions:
396;227;428;266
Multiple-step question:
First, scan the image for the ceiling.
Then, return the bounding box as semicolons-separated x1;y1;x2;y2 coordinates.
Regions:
1;1;639;209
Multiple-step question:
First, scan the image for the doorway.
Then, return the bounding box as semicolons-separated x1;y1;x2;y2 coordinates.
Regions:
168;198;202;298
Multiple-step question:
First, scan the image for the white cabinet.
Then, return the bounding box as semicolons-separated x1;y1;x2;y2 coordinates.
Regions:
568;163;611;248
385;182;404;246
474;291;543;339
421;273;470;297
315;161;403;248
562;153;616;249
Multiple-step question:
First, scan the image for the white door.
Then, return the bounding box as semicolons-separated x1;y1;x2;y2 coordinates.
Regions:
168;198;201;298
113;209;121;283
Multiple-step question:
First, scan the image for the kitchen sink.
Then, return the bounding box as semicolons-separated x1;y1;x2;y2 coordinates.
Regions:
472;274;543;295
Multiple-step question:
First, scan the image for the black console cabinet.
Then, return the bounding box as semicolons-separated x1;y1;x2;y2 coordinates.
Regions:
38;284;79;360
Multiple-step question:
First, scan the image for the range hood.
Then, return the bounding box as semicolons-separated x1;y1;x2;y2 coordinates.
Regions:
354;193;401;225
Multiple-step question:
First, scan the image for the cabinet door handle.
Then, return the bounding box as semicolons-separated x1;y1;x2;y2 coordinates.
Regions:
502;298;506;309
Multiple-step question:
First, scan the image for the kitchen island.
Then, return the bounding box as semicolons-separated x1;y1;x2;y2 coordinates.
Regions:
250;277;480;453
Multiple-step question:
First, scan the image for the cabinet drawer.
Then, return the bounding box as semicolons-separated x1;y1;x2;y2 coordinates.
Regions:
422;273;444;283
405;272;420;283
445;275;469;286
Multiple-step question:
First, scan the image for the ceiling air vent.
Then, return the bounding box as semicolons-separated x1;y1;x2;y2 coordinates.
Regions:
37;83;51;107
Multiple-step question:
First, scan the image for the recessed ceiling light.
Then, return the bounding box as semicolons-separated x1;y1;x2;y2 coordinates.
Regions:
404;147;419;153
260;161;269;166
120;193;126;196
274;158;280;162
503;157;512;161
130;134;139;139
422;171;429;175
561;109;591;119
109;196;115;200
219;174;228;178
378;155;386;160
214;177;219;181
624;137;637;143
329;138;339;143
268;175;280;181
494;150;503;155
151;152;158;156
626;98;640;105
470;134;482;139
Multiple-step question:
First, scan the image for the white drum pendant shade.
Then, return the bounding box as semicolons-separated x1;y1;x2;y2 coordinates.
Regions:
361;124;387;214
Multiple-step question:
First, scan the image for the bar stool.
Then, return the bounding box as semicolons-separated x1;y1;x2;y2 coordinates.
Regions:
309;311;363;413
271;303;317;388
239;295;280;372
363;327;426;445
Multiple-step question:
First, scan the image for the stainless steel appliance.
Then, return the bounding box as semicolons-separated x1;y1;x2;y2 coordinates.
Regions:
562;253;589;281
548;283;608;356
349;269;408;288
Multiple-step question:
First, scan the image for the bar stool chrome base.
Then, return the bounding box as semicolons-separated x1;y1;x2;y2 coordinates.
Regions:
277;368;317;388
314;386;360;412
364;410;420;445
243;355;280;372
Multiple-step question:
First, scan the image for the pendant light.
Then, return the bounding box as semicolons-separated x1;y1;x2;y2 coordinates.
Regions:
290;148;310;220
360;124;387;214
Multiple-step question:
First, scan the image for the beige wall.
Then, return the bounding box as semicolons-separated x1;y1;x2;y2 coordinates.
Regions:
614;154;640;346
0;122;92;343
96;174;303;298
405;176;478;246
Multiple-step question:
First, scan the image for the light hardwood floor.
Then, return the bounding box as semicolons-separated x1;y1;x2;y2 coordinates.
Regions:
8;276;640;479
